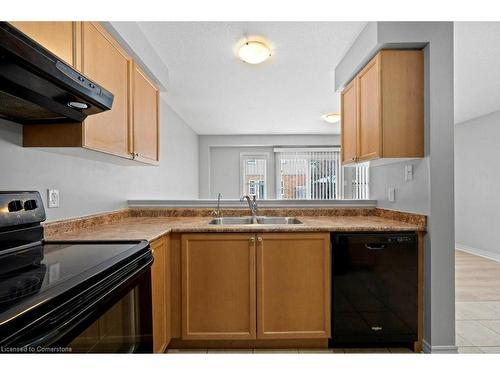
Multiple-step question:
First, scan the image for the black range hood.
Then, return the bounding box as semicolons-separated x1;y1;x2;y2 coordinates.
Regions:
0;22;114;124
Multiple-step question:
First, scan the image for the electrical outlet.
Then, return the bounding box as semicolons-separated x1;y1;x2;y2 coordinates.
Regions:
47;189;60;208
405;164;414;181
388;187;396;202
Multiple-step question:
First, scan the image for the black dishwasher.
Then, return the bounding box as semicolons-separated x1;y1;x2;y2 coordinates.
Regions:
330;232;418;347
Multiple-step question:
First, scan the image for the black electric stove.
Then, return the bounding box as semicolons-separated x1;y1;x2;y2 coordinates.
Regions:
0;192;153;353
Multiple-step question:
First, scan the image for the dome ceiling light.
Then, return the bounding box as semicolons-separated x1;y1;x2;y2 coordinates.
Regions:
322;112;341;124
238;40;271;64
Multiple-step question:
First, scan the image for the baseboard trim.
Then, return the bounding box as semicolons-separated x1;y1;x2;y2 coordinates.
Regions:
456;243;500;263
422;340;458;353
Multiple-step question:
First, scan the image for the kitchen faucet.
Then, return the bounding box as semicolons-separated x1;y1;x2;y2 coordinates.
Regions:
240;195;258;224
212;193;223;219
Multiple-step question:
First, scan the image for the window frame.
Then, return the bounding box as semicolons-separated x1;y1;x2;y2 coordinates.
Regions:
239;152;270;199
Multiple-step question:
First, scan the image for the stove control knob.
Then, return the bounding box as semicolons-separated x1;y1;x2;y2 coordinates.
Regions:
8;200;23;212
24;199;38;211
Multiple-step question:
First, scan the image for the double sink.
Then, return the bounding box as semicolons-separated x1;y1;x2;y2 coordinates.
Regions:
209;216;303;225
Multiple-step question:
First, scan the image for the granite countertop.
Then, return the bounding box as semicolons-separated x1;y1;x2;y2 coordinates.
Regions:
45;215;425;243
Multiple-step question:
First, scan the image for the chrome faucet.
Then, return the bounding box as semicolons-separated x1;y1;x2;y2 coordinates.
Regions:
240;195;258;224
212;193;223;219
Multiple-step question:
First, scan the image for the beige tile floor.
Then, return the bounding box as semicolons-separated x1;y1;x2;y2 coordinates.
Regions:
456;250;500;353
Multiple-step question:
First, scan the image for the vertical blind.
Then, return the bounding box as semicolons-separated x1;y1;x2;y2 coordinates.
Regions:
275;148;342;200
352;163;370;200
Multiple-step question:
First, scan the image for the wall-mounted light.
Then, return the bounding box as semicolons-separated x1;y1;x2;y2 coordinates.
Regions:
238;40;271;64
322;112;341;123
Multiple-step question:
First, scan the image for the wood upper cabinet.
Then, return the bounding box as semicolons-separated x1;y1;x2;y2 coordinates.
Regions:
9;22;80;68
340;79;358;164
151;236;171;353
132;63;160;163
340;50;424;165
357;55;381;162
181;234;256;340
19;22;160;165
256;233;331;339
81;22;132;159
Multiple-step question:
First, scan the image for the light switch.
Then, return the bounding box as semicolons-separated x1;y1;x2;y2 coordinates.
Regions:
48;189;60;208
405;164;414;181
388;188;396;202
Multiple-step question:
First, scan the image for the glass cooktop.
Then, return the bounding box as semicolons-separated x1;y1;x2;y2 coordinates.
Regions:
0;241;147;317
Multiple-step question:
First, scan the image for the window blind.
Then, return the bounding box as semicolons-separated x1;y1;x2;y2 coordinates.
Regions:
275;148;342;200
352;163;369;200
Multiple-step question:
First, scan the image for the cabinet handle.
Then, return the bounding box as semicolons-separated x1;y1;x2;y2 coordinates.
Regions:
257;237;263;242
249;237;255;243
151;248;155;255
371;326;383;331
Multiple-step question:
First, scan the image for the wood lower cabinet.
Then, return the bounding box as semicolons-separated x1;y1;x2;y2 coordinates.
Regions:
150;236;171;353
256;233;331;339
341;49;424;165
181;234;256;340
179;232;331;343
9;21;80;68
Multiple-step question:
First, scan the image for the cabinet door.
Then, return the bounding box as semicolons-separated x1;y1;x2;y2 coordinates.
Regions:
357;54;382;162
81;22;132;158
181;234;256;340
9;22;80;68
151;237;168;353
340;78;358;164
132;64;159;163
256;233;331;339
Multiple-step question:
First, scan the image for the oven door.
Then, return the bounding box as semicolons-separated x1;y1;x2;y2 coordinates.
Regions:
69;271;152;353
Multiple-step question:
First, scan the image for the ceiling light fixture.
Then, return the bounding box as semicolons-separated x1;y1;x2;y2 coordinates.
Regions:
238;41;271;64
322;112;341;123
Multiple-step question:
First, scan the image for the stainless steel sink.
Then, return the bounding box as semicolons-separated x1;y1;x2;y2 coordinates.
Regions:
208;217;255;225
256;217;303;225
208;216;303;225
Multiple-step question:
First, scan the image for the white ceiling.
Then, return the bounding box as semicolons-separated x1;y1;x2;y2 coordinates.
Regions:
454;22;500;124
138;22;366;135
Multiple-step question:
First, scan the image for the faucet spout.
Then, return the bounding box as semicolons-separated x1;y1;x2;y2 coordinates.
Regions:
212;193;223;219
240;195;258;223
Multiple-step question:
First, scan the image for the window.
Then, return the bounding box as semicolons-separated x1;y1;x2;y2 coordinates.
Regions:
240;153;267;199
275;148;342;200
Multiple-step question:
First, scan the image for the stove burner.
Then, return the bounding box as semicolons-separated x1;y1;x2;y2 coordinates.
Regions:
0;266;46;308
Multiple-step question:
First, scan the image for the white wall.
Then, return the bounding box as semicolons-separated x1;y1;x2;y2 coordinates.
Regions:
0;99;199;221
198;134;340;199
370;159;430;214
455;110;500;258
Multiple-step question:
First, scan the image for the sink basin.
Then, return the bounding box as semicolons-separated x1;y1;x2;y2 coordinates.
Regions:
256;217;303;225
208;217;255;225
208;216;303;225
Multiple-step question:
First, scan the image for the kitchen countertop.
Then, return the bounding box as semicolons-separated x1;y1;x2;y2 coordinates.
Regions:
45;215;425;243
